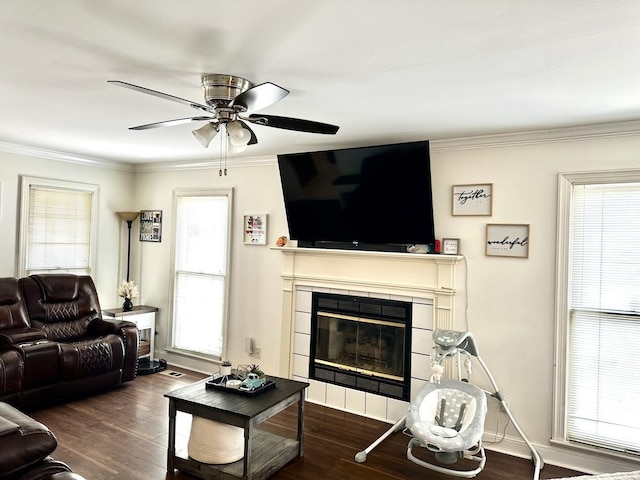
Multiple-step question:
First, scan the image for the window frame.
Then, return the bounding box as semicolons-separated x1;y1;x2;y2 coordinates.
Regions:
167;187;233;362
17;175;99;277
553;168;640;457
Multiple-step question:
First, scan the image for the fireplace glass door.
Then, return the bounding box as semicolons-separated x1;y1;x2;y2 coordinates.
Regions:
315;313;405;380
310;293;411;400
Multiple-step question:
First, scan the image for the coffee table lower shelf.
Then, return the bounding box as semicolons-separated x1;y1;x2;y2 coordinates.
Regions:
173;431;299;480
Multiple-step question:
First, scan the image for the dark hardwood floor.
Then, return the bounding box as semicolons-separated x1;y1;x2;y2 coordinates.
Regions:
29;367;583;480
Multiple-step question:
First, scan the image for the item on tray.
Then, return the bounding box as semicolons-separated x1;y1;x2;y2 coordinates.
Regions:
220;360;232;376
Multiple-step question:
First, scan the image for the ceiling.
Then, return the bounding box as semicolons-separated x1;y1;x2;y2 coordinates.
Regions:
1;1;639;165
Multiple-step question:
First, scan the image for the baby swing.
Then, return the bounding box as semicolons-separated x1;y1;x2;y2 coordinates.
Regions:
355;329;543;480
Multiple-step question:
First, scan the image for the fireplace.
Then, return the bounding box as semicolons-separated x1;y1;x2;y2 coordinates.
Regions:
309;292;411;401
279;246;460;422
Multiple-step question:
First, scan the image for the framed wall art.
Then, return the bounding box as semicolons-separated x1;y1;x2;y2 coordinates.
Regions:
452;183;493;216
486;223;529;258
140;210;162;242
442;238;460;255
243;214;267;245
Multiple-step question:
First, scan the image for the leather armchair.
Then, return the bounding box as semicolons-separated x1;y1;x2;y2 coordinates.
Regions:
0;275;139;409
0;401;86;480
19;274;139;403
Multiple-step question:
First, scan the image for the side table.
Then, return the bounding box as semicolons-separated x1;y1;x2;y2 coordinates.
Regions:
102;305;157;362
165;376;308;480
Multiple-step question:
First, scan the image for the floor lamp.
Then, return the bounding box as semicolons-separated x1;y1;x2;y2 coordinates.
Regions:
117;211;140;282
117;211;165;375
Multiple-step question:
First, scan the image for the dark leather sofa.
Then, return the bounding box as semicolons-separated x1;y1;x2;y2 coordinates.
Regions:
0;401;86;479
0;274;139;410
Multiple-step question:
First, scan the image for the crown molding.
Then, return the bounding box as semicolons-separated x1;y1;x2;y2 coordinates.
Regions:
3;120;640;172
430;120;640;152
0;141;133;172
132;155;276;173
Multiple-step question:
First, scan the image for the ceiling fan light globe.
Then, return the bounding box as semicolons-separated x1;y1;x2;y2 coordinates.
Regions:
228;143;248;153
226;121;252;147
192;122;219;147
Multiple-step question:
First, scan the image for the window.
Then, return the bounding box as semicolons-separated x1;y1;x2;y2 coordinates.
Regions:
18;176;98;277
554;171;640;456
171;189;232;360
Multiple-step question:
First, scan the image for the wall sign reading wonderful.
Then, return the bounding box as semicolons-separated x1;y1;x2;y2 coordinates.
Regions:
485;224;529;258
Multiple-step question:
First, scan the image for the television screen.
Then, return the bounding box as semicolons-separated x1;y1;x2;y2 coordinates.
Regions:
277;140;435;249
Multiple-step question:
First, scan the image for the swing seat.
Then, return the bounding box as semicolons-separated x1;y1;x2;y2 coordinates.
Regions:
406;378;487;477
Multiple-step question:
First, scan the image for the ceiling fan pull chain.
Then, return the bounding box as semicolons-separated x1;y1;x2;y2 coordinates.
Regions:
219;128;223;176
219;125;228;176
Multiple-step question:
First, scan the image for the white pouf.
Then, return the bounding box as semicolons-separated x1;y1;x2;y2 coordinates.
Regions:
188;416;245;464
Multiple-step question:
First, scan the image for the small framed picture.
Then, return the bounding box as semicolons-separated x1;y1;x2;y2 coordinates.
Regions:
486;224;529;258
441;238;460;255
139;210;162;242
243;214;267;245
452;183;493;216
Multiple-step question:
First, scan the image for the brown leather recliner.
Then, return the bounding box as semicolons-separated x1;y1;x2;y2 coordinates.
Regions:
0;275;139;409
0;401;87;480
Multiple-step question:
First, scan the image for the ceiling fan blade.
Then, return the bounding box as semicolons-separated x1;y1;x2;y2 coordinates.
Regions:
247;114;339;134
108;80;214;114
237;120;259;145
231;82;289;112
129;116;214;130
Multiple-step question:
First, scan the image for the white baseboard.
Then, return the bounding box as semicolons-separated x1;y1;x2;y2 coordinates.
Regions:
482;432;640;476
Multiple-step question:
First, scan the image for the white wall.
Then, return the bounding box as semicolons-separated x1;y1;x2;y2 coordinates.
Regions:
3;125;640;474
430;131;640;473
0;149;134;304
132;161;290;375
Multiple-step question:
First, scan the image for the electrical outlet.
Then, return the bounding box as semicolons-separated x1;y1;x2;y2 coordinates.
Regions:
254;347;261;359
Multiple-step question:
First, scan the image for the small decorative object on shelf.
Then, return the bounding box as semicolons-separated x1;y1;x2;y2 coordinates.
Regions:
117;280;139;312
219;360;232;378
206;364;275;396
122;297;133;311
276;235;288;247
249;364;264;377
442;238;460;255
233;363;265;381
240;373;267;391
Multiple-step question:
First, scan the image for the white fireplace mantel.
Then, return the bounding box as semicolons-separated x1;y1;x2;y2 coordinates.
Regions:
276;247;463;376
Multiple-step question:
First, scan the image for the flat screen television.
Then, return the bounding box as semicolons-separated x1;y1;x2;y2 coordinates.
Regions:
277;140;435;251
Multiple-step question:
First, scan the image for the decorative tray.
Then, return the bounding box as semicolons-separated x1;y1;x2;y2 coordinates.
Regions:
205;374;276;397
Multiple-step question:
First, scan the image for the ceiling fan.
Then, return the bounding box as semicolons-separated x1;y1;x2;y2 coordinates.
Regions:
108;74;340;150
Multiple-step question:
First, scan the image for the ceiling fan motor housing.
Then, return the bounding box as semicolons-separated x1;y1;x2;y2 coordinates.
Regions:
201;74;252;108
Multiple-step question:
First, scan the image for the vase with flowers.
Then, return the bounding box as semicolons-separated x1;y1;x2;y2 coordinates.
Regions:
117;280;139;312
248;364;265;378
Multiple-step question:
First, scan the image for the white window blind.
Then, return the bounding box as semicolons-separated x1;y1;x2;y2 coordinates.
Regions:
568;182;640;454
172;194;230;358
26;184;93;275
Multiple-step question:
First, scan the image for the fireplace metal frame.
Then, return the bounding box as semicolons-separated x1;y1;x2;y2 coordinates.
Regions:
309;292;412;401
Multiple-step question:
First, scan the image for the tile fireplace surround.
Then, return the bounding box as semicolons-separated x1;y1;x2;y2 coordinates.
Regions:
277;247;462;424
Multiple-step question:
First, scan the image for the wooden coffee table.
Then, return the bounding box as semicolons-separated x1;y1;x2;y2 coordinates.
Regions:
165;375;308;480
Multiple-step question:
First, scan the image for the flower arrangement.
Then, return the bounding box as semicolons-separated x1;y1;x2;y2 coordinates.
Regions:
235;363;265;379
117;280;139;299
